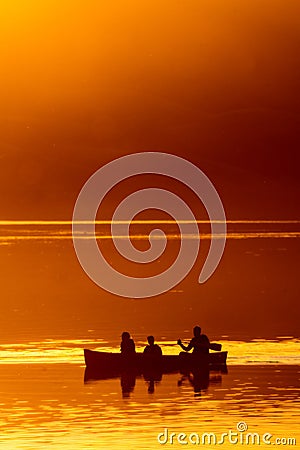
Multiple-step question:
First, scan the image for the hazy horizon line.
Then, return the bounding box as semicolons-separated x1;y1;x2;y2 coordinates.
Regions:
0;220;300;225
1;232;300;241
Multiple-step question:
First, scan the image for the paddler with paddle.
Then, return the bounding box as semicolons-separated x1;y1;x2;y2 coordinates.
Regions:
177;326;210;354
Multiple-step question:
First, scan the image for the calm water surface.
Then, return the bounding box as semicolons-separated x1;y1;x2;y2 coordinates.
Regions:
0;340;299;449
0;221;299;448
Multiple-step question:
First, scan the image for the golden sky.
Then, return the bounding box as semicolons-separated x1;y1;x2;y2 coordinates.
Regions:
0;0;299;221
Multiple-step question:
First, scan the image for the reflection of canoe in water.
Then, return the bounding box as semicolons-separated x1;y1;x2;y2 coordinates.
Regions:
84;349;227;376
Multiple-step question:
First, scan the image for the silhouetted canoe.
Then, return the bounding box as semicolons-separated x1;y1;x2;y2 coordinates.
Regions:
84;349;227;375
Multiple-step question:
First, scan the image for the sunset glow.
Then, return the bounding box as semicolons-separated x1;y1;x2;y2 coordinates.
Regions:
1;0;299;448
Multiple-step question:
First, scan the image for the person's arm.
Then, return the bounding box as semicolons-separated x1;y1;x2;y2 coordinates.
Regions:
177;339;193;352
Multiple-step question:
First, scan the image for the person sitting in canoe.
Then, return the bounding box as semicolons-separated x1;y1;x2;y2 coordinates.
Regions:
143;335;162;357
120;331;136;355
177;326;210;355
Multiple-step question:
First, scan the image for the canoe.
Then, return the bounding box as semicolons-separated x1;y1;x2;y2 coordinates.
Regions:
84;349;227;376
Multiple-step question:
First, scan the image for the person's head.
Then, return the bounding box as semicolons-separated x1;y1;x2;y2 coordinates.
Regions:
147;335;155;345
193;326;201;337
122;331;130;341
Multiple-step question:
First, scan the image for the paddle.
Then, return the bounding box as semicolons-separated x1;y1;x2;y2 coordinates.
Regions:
209;342;222;351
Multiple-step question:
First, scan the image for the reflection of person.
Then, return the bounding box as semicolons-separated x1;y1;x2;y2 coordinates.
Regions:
121;372;136;398
178;368;210;397
147;379;155;394
120;331;136;355
143;336;162;356
189;368;210;395
143;370;162;394
177;326;210;354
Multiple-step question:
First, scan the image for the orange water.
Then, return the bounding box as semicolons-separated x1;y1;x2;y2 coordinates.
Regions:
0;362;299;449
0;222;299;448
